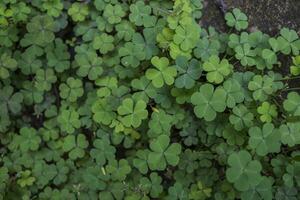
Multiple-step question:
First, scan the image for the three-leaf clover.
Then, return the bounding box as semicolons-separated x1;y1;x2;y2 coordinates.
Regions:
191;83;226;121
34;69;57;92
146;56;177;88
0;53;17;79
174;56;202;89
279;122;300;147
14;127;41;152
248;123;281;156
103;4;125;24
148;135;181;171
90;137;116;166
62;134;88;160
57;109;81;134
225;8;248;31
277;28;300;55
93;33;115;54
248;75;275;102
283;92;300;116
226;150;262;191
117;98;148;128
229;104;254;131
59;77;84;102
129;1;156;27
92;98;116;125
257;102;278;122
68;3;89;22
203;55;232;84
75;51;103;80
290;55;300;76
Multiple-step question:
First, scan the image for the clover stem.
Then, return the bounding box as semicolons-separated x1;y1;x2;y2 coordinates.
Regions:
275;76;300;81
281;87;300;91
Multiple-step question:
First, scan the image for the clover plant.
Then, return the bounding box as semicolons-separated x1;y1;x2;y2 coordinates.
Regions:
1;0;300;199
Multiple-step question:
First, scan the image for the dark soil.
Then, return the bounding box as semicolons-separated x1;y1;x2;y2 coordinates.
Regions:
201;0;300;35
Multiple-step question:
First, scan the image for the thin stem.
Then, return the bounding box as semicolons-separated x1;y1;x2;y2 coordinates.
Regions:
275;76;300;81
282;87;300;91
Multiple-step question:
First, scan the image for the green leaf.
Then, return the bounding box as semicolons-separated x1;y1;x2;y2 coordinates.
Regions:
103;4;125;24
117;98;148;128
146;56;177;88
90;137;116;166
129;1;156;27
226;150;262;191
57;109;81;134
257;102;278;123
248;123;281;156
283;92;300;116
191;83;226;121
148;135;181;170
203;55;232;84
0;53;17;79
59;77;84;102
62;134;88;160
229;104;254;131
225;8;248;31
93;33;115;54
279;122;300;147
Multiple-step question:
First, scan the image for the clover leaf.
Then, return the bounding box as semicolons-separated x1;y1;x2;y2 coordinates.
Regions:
229;104;254;131
220;78;245;108
248;75;275;102
62;134;88;160
248;123;281;156
277;28;300;55
93;33;115;54
117;98;148;128
257;102;278;122
14;127;41;152
279;122;300;147
226;150;262;191
75;51;103;80
57;109;81;134
90;137;116;166
235;44;256;66
92;98;116;126
174;56;202;89
283;92;300;116
225;8;248;31
194;37;220;61
191;83;226;121
119;42;146;68
290;55;300;75
203;55;232;84
148;135;181;171
59;77;84;102
240;177;273;200
0;53;17;79
133;149;150;174
68;3;89;22
106;159;131;181
173;23;201;51
0;85;23;115
146;56;177;88
129;1;156;27
139;173;163;198
103;4;125;24
34;69;57;92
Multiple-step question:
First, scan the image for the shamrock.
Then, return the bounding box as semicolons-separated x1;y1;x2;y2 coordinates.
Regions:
220;78;245;108
0;53;17;79
34;69;57;92
92;98;116;125
68;3;89;22
277;28;300;55
257;102;278;122
248;123;281;156
148;110;174;137
226;150;262;191
189;181;212;200
229;104;254;131
133;149;150;174
131;76;157;103
14;127;41;152
173;23;201;51
203;55;233;84
240;177;273;200
235;44;256;66
148;135;182;171
194;37;221;61
18;51;42;75
0;85;23;115
117;98;148;128
225;8;248;31
279;122;300;147
139;173;163;198
106;159;131;181
75;51;103;80
290;55;300;76
93;33;115;54
248;75;275;102
17;170;36;188
262;49;277;65
62;134;88;160
145;56;177;88
118;42;146;68
174;56;202;89
191;83;226;121
90;137;116;166
283;92;300;116
22;15;55;46
103;4;125;24
57;109;81;134
59;77;84;102
115;21;136;41
283;161;300;188
46;39;70;73
275;187;298;200
42;0;63;17
21;81;43;105
129;1;156;27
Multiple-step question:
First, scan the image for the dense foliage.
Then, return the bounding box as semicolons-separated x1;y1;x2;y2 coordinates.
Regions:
1;0;300;199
